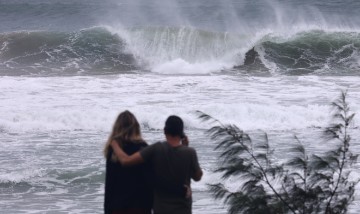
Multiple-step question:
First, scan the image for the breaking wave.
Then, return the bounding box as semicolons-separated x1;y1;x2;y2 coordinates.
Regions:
1;26;360;76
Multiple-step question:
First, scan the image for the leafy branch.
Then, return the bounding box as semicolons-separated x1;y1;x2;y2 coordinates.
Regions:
199;91;358;214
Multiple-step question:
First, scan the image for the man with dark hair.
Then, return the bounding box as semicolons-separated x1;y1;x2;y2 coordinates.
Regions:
111;115;203;214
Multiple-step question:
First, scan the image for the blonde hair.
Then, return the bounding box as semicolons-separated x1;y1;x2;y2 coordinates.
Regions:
103;110;143;161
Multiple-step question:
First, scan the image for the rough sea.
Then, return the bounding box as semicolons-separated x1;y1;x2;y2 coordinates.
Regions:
1;0;360;213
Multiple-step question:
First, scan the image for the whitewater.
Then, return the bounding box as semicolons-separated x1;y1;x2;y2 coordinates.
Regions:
1;0;360;213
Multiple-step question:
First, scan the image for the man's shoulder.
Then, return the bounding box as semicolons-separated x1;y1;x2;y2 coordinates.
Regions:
179;145;197;154
150;141;165;148
181;145;195;150
140;141;164;157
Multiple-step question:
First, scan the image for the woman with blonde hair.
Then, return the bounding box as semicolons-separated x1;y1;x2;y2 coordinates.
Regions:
104;110;153;214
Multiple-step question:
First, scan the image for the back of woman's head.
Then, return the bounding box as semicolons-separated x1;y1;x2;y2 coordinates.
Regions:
104;110;142;159
164;115;185;138
112;110;141;140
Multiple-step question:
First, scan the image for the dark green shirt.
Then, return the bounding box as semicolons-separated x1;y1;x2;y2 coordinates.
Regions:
140;142;201;214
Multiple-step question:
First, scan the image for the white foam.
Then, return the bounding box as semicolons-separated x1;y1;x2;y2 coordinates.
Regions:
0;168;45;183
105;25;249;72
152;58;227;74
0;75;359;133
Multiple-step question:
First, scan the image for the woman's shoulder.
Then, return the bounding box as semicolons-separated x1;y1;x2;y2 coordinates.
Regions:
124;139;149;149
133;139;148;148
114;137;146;144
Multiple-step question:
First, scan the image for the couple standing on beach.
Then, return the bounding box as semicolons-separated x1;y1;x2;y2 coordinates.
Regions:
104;111;203;214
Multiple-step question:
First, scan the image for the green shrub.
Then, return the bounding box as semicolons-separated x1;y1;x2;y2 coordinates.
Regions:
198;91;358;214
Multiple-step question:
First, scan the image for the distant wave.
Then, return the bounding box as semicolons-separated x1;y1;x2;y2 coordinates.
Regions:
1;27;360;76
0;27;138;76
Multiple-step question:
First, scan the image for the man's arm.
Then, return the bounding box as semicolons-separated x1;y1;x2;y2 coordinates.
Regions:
182;136;202;181
192;168;203;181
190;148;203;181
110;140;144;166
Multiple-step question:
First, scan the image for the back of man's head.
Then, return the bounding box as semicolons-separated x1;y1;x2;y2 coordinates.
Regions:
164;115;184;138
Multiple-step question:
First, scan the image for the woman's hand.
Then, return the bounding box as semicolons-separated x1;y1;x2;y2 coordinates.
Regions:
184;184;192;199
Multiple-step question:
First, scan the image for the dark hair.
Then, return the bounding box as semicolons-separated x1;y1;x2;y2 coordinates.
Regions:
164;115;185;138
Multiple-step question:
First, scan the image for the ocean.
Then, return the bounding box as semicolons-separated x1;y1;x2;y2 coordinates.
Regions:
1;0;360;213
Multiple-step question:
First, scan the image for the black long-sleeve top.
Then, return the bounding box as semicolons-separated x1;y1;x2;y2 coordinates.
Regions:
104;139;153;214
